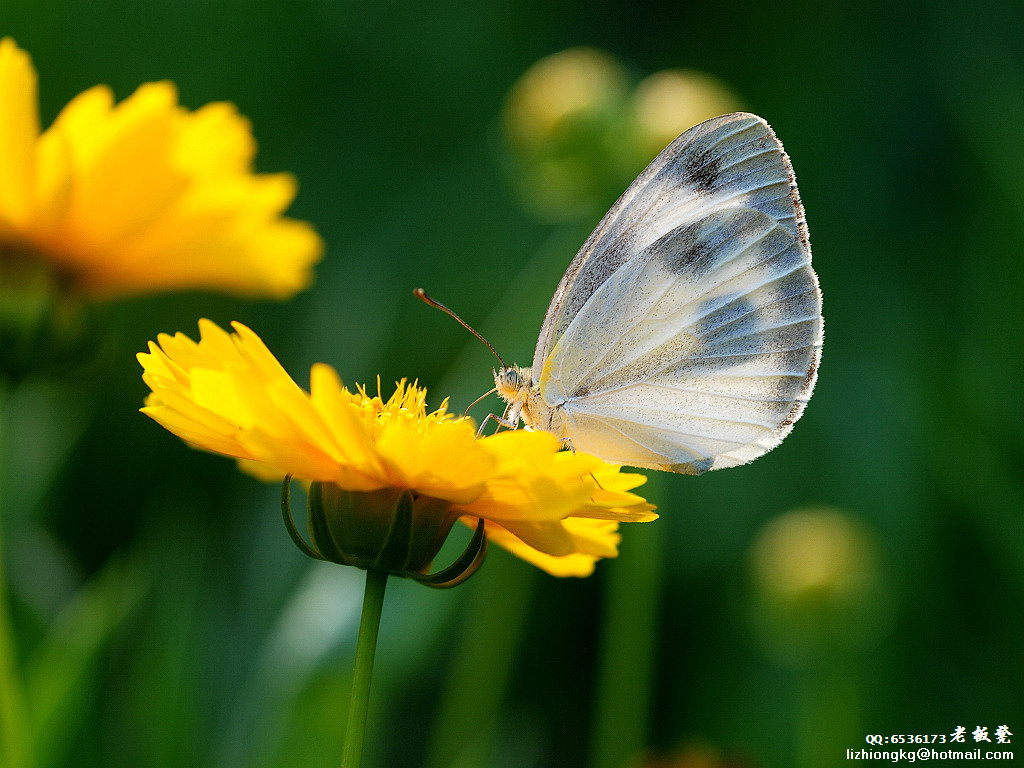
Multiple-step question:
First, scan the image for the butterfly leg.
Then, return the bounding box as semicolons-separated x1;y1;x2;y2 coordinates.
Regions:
551;437;608;489
476;412;519;438
588;471;607;490
549;437;608;490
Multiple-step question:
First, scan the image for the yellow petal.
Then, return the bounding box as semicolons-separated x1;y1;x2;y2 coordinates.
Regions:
190;368;258;428
62;82;186;250
560;517;622;559
175;101;254;176
569;503;658;522
478;518;619;578
32;125;73;234
468;430;593;521
0;38;39;231
140;405;252;460
235;425;349;483
310;364;370;453
43;84;116;167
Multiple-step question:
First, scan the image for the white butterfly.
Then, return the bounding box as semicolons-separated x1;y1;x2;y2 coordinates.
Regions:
494;112;823;474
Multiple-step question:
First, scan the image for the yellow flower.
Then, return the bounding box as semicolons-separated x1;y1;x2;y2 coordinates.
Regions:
0;38;321;299
138;320;656;578
502;49;743;223
628;69;739;166
503;47;627;151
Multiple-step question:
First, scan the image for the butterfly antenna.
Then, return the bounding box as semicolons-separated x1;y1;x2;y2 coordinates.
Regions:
462;387;498;417
413;288;507;369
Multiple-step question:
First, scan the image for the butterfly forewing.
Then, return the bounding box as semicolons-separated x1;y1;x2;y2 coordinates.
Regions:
532;112;809;373
533;113;822;474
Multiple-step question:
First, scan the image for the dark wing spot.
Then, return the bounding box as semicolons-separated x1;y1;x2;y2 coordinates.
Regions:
657;226;711;276
693;294;756;337
652;208;777;281
684;146;722;194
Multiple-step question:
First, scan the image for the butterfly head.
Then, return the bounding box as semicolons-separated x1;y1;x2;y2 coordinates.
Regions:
494;365;538;429
494;365;532;405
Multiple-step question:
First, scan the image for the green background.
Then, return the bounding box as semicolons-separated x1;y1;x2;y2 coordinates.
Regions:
1;1;1022;766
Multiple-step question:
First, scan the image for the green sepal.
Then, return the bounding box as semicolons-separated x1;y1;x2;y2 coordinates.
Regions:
0;247;98;385
282;482;488;587
373;490;415;571
280;475;325;560
414;516;488;589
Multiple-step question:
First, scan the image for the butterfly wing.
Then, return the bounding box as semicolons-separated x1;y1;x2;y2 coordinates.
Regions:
533;113;822;474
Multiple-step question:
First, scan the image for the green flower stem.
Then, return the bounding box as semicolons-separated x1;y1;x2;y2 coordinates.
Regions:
0;384;32;768
341;568;388;768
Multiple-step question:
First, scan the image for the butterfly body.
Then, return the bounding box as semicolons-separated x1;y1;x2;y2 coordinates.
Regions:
495;112;822;475
494;365;562;436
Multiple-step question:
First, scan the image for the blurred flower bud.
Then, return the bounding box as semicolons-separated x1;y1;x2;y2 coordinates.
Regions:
502;50;742;222
503;47;629;221
626;69;740;168
749;507;892;664
632;742;752;768
504;47;628;151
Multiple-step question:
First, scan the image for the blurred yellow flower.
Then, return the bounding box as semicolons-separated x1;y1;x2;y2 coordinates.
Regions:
138;320;656;577
0;37;321;299
635;742;747;768
751;507;880;605
503;47;627;150
502;47;629;221
749;507;892;661
502;48;741;221
629;69;739;161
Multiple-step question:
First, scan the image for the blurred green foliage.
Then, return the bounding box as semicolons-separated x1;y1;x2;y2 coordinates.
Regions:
1;1;1023;767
